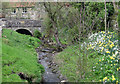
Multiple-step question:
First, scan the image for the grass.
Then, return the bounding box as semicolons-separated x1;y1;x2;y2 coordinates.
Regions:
0;37;2;83
2;29;44;82
55;44;103;82
54;31;119;83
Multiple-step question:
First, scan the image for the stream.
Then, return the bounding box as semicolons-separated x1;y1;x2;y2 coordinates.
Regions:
36;46;67;83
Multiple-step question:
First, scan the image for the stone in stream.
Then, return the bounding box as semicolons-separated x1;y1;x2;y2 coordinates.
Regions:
39;58;41;60
52;69;57;73
61;80;67;82
55;65;59;67
59;74;68;81
41;48;52;53
48;66;51;68
56;71;61;75
37;46;68;83
52;63;57;66
59;74;64;80
45;57;50;62
49;61;52;64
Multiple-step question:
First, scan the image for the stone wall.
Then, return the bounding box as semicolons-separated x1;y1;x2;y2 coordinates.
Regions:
2;18;42;27
2;18;44;34
4;4;47;20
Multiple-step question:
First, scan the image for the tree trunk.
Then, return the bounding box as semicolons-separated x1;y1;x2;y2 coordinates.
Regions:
111;1;119;30
104;0;107;32
43;3;63;47
51;19;62;47
78;7;82;79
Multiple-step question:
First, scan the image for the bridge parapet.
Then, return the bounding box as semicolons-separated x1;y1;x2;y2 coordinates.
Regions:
2;18;42;28
2;18;44;35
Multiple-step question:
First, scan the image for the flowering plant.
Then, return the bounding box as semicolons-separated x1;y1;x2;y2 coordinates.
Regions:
87;31;119;83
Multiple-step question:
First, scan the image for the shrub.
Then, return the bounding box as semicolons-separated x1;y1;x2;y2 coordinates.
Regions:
33;30;42;38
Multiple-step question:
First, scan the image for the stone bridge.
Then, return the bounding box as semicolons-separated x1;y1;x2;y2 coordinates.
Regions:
2;18;44;36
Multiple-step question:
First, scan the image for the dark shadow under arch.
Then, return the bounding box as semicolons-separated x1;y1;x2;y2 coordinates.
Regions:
16;29;32;36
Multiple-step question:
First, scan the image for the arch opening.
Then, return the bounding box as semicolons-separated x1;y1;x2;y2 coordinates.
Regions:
16;29;32;36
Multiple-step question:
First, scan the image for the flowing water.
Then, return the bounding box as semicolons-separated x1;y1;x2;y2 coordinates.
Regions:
36;48;67;83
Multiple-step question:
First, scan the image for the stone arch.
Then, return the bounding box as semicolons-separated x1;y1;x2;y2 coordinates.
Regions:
15;29;33;36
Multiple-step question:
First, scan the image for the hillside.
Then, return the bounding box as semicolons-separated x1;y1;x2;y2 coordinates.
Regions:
2;29;44;82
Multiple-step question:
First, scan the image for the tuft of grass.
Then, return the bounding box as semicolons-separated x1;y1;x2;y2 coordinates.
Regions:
2;29;44;82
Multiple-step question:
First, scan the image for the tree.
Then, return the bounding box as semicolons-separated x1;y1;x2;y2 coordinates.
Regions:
105;0;107;32
112;0;119;30
42;2;64;47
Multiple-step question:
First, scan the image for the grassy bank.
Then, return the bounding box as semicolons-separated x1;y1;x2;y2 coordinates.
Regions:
55;45;103;82
2;29;44;82
0;36;2;83
55;31;119;83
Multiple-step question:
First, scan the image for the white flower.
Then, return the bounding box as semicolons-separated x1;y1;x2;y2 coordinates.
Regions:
113;47;117;51
115;51;118;55
113;54;116;57
93;66;96;68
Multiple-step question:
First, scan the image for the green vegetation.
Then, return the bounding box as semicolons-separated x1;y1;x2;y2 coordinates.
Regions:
0;37;2;84
43;2;114;45
2;2;119;83
55;31;119;83
2;29;44;82
118;9;120;28
33;29;42;39
55;44;103;82
87;31;119;82
42;2;119;83
118;9;120;47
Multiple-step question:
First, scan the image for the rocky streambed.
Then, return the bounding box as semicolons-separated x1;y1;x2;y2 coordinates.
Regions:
36;46;67;83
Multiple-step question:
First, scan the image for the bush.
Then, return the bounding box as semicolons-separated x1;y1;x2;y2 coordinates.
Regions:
28;37;41;47
33;30;42;38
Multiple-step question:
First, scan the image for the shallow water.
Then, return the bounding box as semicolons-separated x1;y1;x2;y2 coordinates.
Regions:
38;49;61;82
